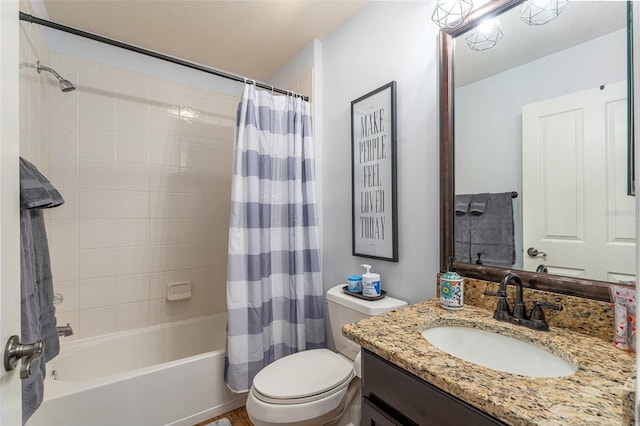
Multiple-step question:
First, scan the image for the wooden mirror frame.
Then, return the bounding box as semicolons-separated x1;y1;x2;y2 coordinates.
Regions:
439;0;622;302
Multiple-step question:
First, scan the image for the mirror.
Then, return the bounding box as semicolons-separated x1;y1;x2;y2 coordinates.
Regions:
439;0;634;301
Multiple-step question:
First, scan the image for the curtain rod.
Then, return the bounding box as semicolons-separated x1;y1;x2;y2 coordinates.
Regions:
19;12;309;101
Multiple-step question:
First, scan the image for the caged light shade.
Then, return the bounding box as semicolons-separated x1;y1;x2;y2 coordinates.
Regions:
432;0;474;29
520;0;568;26
465;18;504;51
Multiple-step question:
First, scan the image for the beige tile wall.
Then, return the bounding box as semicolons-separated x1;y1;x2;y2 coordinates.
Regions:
20;23;237;339
19;8;51;175
49;55;237;339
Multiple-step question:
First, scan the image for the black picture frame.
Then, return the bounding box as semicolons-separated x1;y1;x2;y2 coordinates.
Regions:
351;81;398;262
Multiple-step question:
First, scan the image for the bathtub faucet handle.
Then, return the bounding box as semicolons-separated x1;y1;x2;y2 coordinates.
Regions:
57;323;74;337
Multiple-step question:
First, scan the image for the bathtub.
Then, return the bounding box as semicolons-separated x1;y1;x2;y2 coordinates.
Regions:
27;313;247;426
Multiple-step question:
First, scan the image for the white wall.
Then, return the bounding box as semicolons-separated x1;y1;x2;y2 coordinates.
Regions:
321;1;440;307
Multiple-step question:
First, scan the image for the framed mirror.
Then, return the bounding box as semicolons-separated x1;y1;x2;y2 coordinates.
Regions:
439;0;634;301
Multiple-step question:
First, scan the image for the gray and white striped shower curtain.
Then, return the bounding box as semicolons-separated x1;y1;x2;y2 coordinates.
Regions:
224;84;325;393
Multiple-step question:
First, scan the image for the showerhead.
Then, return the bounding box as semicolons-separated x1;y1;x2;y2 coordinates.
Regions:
36;61;76;92
59;78;75;92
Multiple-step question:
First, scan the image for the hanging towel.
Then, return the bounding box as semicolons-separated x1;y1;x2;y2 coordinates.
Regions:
469;193;490;215
19;159;64;209
455;194;472;215
19;158;64;425
470;192;515;268
20;210;44;425
454;194;472;263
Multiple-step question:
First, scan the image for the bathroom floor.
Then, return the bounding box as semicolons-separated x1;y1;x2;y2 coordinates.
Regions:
194;406;252;425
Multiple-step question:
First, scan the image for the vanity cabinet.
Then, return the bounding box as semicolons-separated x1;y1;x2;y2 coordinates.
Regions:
362;349;507;426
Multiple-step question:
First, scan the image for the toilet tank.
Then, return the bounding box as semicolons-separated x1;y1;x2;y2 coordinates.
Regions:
326;284;407;361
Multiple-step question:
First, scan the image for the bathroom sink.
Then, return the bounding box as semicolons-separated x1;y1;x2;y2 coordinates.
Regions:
421;326;576;377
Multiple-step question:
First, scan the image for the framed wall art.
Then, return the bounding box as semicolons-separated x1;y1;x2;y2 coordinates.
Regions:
351;81;398;262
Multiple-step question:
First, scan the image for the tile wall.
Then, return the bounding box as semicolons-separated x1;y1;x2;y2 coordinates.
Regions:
19;8;51;175
47;54;238;339
20;21;238;339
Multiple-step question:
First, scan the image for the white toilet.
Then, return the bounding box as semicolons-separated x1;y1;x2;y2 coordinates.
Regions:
246;284;407;426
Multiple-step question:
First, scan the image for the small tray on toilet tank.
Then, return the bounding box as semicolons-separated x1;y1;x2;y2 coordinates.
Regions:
342;286;386;301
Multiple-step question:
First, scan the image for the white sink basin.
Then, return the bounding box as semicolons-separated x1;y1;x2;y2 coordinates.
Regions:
421;326;576;378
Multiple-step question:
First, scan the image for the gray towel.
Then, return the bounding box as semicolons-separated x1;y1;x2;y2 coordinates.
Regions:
455;194;471;215
469;193;490;215
470;192;515;268
19;158;64;424
20;210;46;425
454;194;472;263
20;158;64;209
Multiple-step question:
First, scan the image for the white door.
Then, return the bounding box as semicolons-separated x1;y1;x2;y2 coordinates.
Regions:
1;0;24;424
522;81;635;282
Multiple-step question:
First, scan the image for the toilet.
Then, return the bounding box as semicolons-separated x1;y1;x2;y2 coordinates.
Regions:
246;284;407;426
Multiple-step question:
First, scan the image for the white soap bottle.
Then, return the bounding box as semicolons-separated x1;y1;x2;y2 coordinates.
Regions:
361;264;381;297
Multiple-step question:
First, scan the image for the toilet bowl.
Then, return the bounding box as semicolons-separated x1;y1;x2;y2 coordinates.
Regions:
246;284;407;426
246;349;359;426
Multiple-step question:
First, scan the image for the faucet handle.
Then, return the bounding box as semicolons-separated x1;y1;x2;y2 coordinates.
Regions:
487;288;511;318
533;301;563;312
529;301;562;331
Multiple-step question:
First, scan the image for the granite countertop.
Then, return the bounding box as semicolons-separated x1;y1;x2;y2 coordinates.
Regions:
342;299;636;426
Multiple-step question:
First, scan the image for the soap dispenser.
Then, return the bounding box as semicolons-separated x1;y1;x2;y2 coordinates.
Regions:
361;264;381;297
440;257;464;310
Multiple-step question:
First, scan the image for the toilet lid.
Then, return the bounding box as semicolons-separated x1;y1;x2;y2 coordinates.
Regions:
252;349;354;402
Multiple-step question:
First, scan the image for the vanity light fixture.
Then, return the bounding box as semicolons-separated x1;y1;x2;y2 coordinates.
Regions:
431;0;474;29
520;0;568;26
465;17;504;51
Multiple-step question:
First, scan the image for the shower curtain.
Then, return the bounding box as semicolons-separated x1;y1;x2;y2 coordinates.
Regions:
224;84;324;393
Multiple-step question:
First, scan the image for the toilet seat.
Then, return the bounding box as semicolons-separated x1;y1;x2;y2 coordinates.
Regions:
247;349;356;425
252;349;355;404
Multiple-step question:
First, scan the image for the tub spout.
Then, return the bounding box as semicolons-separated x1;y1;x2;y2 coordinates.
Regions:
57;323;73;337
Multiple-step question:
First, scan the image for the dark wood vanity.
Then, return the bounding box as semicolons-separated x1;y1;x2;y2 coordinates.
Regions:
361;349;506;426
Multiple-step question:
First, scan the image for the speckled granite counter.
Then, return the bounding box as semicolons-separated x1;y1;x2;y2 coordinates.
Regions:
343;299;636;426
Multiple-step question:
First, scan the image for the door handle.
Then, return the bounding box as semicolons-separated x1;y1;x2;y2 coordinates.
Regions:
536;264;549;273
4;335;44;379
527;247;547;257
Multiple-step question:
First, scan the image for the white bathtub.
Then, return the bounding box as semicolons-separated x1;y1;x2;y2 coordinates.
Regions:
27;313;247;426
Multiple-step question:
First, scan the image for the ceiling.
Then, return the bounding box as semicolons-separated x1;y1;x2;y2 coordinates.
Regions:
36;1;628;87
41;0;368;82
455;1;627;87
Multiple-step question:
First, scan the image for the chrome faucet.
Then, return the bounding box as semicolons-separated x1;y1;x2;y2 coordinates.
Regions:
57;323;73;337
489;272;562;331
